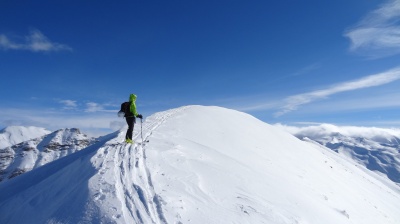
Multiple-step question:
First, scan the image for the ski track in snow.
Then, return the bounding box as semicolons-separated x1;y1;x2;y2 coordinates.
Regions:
91;106;189;224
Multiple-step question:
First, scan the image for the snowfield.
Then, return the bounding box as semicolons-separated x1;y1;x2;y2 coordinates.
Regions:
0;106;399;224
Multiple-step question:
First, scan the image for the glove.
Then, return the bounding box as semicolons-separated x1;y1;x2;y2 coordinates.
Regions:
137;114;143;119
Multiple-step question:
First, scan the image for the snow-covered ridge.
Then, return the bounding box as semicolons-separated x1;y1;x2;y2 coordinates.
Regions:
0;106;399;224
278;124;400;184
0;128;94;182
0;126;51;149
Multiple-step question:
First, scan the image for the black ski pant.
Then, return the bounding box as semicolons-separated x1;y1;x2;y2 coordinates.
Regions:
125;116;136;140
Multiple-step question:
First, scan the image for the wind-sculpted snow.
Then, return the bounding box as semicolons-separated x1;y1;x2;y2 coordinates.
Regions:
0;106;400;224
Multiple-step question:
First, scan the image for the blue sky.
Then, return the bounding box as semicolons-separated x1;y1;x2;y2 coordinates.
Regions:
1;0;400;136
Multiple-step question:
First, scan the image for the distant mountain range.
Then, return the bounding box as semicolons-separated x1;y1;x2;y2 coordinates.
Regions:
279;124;400;184
0;127;94;182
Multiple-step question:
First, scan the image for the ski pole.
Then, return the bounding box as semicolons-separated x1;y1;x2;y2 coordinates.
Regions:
140;118;144;143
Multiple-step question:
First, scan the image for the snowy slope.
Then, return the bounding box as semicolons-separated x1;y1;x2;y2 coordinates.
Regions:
279;124;400;184
0;126;51;149
0;106;399;224
0;128;93;182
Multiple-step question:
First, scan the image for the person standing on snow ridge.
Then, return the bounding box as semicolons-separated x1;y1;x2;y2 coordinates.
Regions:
125;94;143;143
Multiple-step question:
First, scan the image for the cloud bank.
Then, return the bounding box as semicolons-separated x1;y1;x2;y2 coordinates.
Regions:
0;107;123;137
275;67;400;116
275;123;400;144
0;29;72;52
345;0;400;58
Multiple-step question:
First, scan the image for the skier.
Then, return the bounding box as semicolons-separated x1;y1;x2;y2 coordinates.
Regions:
124;94;143;143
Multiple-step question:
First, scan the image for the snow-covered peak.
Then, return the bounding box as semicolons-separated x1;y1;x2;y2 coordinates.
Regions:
38;128;90;151
0;128;94;182
0;126;51;149
0;106;399;224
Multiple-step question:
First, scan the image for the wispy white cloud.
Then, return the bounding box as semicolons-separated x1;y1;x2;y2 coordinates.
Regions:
295;91;400;114
57;99;118;113
275;67;400;116
85;102;103;112
345;0;400;58
84;102;117;113
0;29;72;52
59;100;77;110
289;63;321;78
